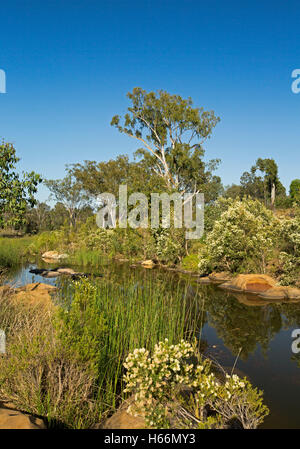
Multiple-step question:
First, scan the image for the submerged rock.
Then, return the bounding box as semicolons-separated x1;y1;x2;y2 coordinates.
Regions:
258;286;300;301
29;268;48;275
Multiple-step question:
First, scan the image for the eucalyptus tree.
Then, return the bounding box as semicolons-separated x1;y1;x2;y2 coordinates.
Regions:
241;158;285;208
111;88;221;201
44;172;88;227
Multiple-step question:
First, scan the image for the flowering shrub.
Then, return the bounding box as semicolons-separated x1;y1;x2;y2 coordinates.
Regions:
278;216;300;285
123;339;269;429
152;228;185;263
198;198;279;273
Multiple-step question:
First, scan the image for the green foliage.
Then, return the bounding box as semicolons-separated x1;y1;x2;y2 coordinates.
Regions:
123;339;269;429
240;158;286;207
57;274;201;413
152;227;185;264
44;172;88;227
0;141;41;228
181;254;200;271
290;179;300;205
198;197;279;273
69;155;164;201
0;292;102;429
111;87;221;199
0;236;35;267
278;215;300;285
55;280;107;377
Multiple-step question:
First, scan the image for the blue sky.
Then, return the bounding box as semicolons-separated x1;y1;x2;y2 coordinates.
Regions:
1;0;299;201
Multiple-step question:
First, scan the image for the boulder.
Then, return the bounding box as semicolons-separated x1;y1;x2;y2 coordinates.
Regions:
0;406;45;429
101;397;145;429
209;272;233;283
196;277;212;285
141;260;156;268
13;283;56;306
42;251;68;261
57;268;76;275
41;271;61;279
220;274;276;294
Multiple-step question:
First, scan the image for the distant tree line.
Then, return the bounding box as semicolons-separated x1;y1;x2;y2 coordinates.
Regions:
1;87;299;234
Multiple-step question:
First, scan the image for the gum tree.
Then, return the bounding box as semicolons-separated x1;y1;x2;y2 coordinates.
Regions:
44;172;88;227
111;88;221;201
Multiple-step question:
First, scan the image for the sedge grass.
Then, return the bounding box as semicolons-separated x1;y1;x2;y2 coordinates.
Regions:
58;274;205;420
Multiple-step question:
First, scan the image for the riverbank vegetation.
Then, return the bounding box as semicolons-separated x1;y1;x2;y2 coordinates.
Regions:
0;276;269;429
0;87;299;428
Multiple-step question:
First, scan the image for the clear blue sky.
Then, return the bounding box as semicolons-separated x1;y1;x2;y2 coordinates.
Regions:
1;0;299;201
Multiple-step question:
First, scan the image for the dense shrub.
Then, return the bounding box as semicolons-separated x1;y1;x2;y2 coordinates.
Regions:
198;198;279;274
123;339;269;429
278;215;300;285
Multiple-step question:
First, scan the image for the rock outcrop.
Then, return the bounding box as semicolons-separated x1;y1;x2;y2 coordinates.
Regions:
0;404;45;429
3;283;57;307
219;274;300;302
258;286;300;301
220;274;276;294
141;260;156;269
209;272;233;283
99;397;145;429
42;251;68;261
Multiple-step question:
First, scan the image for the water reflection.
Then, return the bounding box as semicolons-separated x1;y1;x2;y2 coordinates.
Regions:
6;260;300;428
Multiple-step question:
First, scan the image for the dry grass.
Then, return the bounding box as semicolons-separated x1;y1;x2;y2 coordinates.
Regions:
0;285;101;428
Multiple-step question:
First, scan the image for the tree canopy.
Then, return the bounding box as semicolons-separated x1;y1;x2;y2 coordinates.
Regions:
44;172;88;227
111;87;221;201
240;158;286;207
0;141;41;228
290;179;300;205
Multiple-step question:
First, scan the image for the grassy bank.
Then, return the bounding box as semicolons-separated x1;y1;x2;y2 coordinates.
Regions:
0;236;35;268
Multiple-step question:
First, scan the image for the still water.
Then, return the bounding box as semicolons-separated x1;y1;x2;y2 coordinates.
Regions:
7;259;300;429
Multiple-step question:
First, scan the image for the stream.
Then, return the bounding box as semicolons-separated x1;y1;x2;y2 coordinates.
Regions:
6;259;300;429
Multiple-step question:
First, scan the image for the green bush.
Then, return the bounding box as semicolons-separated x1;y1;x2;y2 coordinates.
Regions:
123;339;269;429
198;198;279;274
278;215;300;285
181;254;200;271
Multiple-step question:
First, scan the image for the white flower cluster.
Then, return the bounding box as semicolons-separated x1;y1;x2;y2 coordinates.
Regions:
123;339;254;428
198;197;280;273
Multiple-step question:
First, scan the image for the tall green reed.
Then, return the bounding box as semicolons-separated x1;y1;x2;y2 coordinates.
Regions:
57;274;205;419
